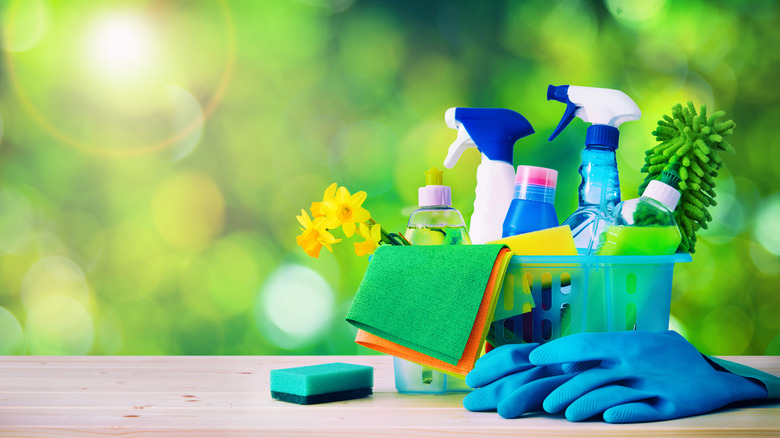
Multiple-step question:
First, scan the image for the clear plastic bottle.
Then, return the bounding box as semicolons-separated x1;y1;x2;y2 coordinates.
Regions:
395;167;471;394
404;168;471;246
598;170;682;256
564;144;621;253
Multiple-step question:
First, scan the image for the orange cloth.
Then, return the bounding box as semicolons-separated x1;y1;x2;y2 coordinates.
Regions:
355;248;512;376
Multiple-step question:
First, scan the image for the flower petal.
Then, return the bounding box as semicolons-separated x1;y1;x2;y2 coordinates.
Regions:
357;222;370;239
354;239;377;257
321;198;337;213
342;221;356;237
319;228;340;245
323;216;341;230
321;241;335;253
296;209;312;228
336;186;351;203
297;228;322;258
323;183;338;201
310;202;324;217
307;243;323;258
310;216;325;229
354;241;369;257
370;224;382;242
352;207;371;223
350;191;367;208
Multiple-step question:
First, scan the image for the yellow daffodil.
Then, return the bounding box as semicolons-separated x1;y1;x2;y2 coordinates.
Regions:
322;185;371;237
310;183;338;218
310;202;324;218
354;222;381;256
296;209;341;258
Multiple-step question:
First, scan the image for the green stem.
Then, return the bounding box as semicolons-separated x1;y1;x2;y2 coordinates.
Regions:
368;218;410;246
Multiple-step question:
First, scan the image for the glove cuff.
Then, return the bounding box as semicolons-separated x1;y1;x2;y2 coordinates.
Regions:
705;355;780;400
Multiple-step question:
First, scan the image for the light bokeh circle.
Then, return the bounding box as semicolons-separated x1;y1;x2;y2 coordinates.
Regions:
20;256;94;354
753;193;780;256
25;295;94;355
21;256;90;312
0;307;25;354
256;264;335;350
605;0;667;26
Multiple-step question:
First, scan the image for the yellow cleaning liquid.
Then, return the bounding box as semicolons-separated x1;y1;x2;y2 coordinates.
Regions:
598;225;681;256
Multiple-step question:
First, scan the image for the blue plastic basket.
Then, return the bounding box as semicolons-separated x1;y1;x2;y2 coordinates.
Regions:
394;253;691;394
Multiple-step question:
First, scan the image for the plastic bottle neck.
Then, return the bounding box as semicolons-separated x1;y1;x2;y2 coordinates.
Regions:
511;165;558;204
642;180;680;211
513;184;555;204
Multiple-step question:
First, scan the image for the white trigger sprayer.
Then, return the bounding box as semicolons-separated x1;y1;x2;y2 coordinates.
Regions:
547;85;642;254
443;108;535;244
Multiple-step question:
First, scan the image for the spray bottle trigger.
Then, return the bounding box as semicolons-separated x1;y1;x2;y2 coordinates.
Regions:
547;85;577;142
548;101;577;141
443;125;475;168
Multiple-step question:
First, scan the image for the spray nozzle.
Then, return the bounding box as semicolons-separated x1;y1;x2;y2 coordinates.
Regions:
425;167;443;185
547;84;569;102
444;107;534;168
547;84;641;148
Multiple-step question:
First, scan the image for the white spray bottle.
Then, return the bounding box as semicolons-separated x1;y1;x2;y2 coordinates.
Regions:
547;85;641;254
443;108;535;244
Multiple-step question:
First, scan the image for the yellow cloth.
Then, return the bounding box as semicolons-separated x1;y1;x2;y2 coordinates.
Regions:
491;225;577;256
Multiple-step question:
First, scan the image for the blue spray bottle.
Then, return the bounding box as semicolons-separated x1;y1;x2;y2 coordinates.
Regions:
443;108;535;244
547;85;641;254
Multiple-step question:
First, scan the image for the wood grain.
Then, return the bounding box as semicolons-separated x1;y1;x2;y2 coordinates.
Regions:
0;355;778;437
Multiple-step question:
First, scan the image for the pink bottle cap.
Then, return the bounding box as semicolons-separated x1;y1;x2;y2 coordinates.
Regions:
515;165;558;188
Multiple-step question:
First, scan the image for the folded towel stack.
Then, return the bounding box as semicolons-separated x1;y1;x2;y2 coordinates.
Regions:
346;244;512;376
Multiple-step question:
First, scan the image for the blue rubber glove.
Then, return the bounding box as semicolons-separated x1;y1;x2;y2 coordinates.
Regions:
527;331;769;423
463;343;594;418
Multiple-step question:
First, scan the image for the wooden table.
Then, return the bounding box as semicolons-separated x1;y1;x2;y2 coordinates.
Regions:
0;355;778;437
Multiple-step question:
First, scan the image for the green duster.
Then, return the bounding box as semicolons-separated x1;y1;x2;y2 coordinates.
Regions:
639;102;735;253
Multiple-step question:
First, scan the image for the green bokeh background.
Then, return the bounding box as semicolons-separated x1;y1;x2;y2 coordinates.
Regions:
0;0;778;356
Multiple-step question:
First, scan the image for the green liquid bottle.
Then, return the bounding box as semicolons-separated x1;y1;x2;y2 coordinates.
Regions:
395;167;471;394
404;167;471;246
598;170;683;256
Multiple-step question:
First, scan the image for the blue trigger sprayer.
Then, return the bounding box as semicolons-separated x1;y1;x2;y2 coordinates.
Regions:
443;108;535;244
547;85;641;255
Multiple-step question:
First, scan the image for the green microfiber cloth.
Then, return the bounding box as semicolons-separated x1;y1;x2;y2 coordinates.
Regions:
639;102;735;253
346;244;505;366
270;362;373;405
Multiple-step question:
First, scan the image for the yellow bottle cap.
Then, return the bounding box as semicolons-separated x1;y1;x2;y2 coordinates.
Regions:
418;167;451;206
424;167;443;186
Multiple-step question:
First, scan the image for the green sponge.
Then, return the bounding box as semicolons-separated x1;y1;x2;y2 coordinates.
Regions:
270;362;373;405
